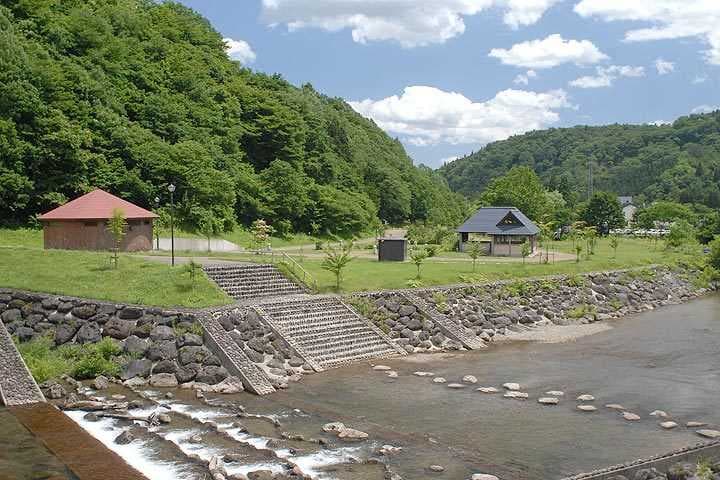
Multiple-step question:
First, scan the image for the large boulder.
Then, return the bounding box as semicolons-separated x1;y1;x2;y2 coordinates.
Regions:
152;360;178;375
175;363;201;383
104;318;135;340
195;366;229;385
71;304;97;320
118;307;144;320
177;333;203;348
1;309;22;323
123;336;148;356
76;322;101;344
15;326;35;342
146;341;177;362
54;323;80;345
178;346;212;365
121;359;152;380
150;325;176;342
149;373;178;388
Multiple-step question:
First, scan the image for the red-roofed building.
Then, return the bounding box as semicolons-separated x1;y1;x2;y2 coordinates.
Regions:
39;189;158;252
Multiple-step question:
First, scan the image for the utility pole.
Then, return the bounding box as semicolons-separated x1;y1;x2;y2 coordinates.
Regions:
588;160;594;200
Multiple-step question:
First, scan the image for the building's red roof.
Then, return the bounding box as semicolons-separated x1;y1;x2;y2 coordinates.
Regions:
39;189;159;221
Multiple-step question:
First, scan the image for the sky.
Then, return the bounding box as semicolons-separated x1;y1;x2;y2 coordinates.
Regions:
178;0;720;169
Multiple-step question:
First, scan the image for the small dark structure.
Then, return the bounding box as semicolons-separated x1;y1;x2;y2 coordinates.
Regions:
378;237;407;262
457;207;539;257
39;189;157;252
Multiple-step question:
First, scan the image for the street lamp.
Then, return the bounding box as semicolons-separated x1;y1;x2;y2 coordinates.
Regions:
168;184;176;266
154;196;160;250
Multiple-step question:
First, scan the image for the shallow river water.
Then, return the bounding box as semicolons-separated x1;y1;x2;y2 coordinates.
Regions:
1;295;718;480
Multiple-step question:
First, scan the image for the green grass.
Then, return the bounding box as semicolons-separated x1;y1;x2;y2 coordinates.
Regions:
0;228;43;248
277;237;699;292
16;336;123;383
0;245;232;308
157;226;324;249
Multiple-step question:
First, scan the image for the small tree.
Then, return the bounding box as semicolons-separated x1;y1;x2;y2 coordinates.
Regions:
520;241;531;264
182;259;202;289
321;242;354;291
410;246;429;279
609;235;619;258
468;241;483;272
708;235;720;270
250;219;274;252
197;213;221;253
665;219;695;250
575;243;583;263
583;226;598;258
152;209;170;250
107;208;127;269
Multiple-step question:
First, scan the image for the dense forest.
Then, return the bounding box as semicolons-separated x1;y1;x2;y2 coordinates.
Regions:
0;0;466;235
440;113;720;209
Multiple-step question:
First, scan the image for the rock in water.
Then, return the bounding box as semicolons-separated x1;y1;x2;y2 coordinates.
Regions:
649;410;668;418
471;475;500;480
621;412;640;421
502;382;520;391
605;404;625;410
696;429;720;439
114;430;134;445
577;405;597;412
92;376;110;390
576;394;595;402
373;365;391;371
149;373;178;388
477;387;499;394
428;465;445;472
432;377;447;384
447;383;465;389
545;391;564;396
660;421;678;429
503;391;529;399
462;375;478;384
538;397;559;405
379;445;402;456
413;371;434;377
337;427;368;440
387;371;399;378
686;421;707;427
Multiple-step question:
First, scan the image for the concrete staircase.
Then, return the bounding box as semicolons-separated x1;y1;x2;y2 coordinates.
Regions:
0;321;45;406
204;263;306;300
254;297;405;370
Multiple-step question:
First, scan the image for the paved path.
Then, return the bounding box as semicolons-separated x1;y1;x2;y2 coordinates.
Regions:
0;321;44;406
138;255;250;266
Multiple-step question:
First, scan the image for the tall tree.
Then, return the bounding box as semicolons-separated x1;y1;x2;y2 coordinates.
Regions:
583;192;625;230
478;166;549;220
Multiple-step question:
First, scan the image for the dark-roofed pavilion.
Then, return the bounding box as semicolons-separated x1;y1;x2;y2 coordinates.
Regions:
457;207;539;257
39;189;158;252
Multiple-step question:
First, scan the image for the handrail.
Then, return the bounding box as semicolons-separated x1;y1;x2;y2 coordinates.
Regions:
280;252;318;292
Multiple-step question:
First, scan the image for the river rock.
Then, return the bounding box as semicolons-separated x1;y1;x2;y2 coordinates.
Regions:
118;307;143;320
621;412;640;421
428;465;445;472
338;427;369;440
150;325;176;342
538;397;559;405
504;391;529;399
477;387;499;394
432;377;447;384
177;333;203;348
462;375;478;384
124;377;148;388
195;366;229;385
72;304;97;320
545;391;564;396
379;445;403;456
92;376;110;390
686;421;707;427
372;365;392;371
660;421;678;429
146;341;177;361
152;360;178;375
502;382;520;391
114;430;134;445
211;376;244;394
577;394;595;402
76;322;101;344
413;371;434;377
54;323;79;345
149;373;178;388
104;318;134;340
179;346;212;365
605;404;625;410
120;359;152;380
577;405;597;412
447;383;465;389
649;410;669;418
471;475;500;480
386;370;399;378
696;429;720;439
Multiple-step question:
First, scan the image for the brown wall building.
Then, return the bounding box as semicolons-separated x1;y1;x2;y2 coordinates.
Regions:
39;189;158;252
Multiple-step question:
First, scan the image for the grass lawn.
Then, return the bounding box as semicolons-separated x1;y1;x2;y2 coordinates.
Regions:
281;237;698;292
157;226;327;249
0;228;43;248
0;244;232;308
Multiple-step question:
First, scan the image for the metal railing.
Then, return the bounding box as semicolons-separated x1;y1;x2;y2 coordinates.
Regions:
280;252;318;292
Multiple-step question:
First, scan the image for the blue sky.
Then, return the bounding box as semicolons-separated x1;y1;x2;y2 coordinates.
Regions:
178;0;719;168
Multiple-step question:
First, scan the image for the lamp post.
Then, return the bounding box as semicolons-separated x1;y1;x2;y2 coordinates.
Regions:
168;184;176;266
154;196;160;250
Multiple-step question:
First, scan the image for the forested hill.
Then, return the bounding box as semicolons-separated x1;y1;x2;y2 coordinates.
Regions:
0;0;465;234
440;113;720;208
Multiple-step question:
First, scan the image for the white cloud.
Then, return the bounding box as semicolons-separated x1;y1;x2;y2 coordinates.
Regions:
649;120;671;126
574;0;720;65
260;0;560;47
569;65;645;88
349;85;572;146
489;34;608;69
692;75;708;84
654;58;675;75
440;155;460;164
691;104;719;114
223;38;256;64
513;69;537;85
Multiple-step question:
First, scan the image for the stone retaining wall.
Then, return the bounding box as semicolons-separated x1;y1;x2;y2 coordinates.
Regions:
0;289;234;389
356;267;708;352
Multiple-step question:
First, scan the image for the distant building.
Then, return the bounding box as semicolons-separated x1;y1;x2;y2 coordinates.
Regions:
457;207;539;257
618;196;633;207
39;189;158;252
618;195;636;223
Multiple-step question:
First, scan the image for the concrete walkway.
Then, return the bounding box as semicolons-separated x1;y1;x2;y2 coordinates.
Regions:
0;321;44;406
138;255;250;266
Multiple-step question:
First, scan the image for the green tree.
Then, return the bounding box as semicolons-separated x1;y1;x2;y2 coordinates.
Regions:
410;246;429;279
575;243;583;263
468;241;483;272
583;192;625;229
708;236;720;270
609;235;620;258
250;219;273;251
520;241;531;264
478;166;549;220
107;208;127;269
665;219;696;249
197;212;222;252
321;242;354;291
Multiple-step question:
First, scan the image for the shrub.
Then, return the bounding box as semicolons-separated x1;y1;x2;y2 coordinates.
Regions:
567;304;597;319
709;236;720;270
